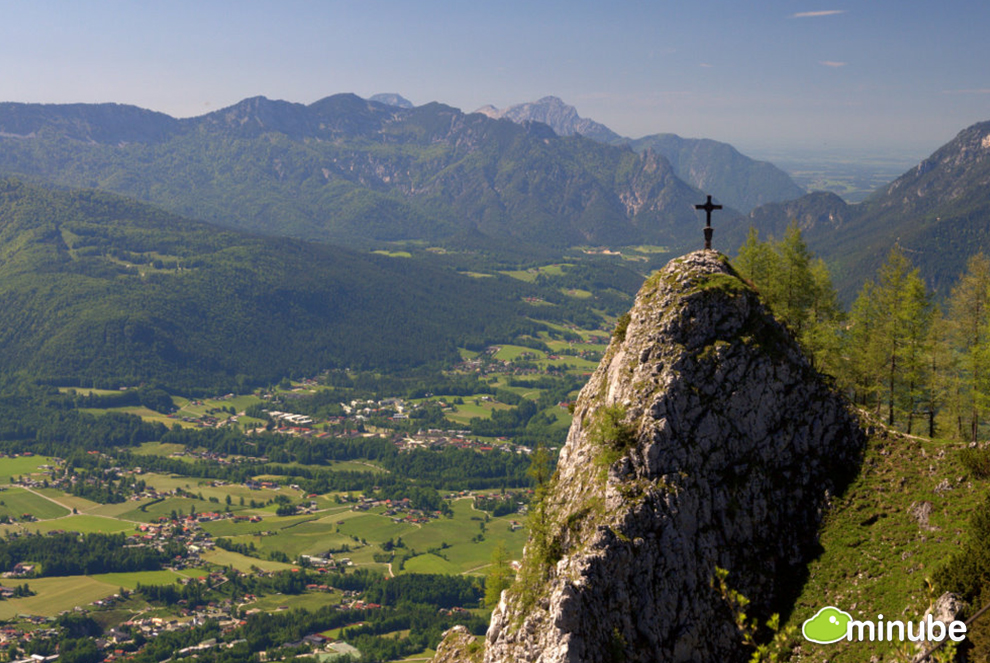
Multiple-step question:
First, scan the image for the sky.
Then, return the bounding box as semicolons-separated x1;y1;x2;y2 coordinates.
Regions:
2;1;989;161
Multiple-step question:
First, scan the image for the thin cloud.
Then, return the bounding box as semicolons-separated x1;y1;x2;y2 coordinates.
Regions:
820;61;848;67
791;10;846;18
942;88;990;94
699;63;714;68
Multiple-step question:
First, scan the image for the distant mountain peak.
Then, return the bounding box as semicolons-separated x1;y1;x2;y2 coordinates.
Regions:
369;93;414;108
473;96;805;212
474;96;621;143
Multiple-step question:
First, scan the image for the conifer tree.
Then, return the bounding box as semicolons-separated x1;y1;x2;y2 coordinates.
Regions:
485;540;513;608
845;246;931;428
776;223;816;333
946;253;990;441
924;311;953;438
734;223;842;371
847;279;885;409
898;267;933;434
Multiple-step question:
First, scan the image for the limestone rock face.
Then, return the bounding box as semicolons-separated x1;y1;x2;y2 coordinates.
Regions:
474;251;864;663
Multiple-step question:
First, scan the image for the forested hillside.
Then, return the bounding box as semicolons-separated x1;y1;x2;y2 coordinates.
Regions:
0;179;546;390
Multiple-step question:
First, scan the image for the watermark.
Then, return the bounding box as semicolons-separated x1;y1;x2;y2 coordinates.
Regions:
802;606;967;644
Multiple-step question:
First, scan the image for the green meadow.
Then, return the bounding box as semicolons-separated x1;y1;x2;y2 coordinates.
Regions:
493;345;545;362
248;590;343;613
500;266;559;283
0;455;57;478
200;548;296;572
31;515;137;534
90;569;186;590
0;487;70;520
0;576;117;619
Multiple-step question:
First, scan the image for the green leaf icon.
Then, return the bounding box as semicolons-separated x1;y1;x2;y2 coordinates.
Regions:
802;606;852;644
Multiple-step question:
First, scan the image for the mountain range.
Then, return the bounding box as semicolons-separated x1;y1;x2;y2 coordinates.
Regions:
0;95;751;257
471;95;990;300
1;92;989;301
476;96;807;213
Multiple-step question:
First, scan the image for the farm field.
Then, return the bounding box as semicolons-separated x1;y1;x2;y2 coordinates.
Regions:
35;488;99;513
90;569;187;590
132;442;187;457
31;515;137;534
0;575;117;619
441;400;513;425
499;263;570;283
199;548;296;572
247;590;343;613
0;487;70;520
0;455;57;478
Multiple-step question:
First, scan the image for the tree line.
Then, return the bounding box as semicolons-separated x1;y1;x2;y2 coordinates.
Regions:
0;532;186;577
736;222;990;441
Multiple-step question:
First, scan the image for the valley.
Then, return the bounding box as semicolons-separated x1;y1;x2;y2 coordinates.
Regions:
0;93;989;663
0;296;618;661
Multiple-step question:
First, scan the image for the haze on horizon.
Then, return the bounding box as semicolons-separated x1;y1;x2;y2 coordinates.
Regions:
2;0;988;162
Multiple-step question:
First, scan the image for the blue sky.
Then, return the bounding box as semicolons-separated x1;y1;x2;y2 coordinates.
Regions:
2;1;988;159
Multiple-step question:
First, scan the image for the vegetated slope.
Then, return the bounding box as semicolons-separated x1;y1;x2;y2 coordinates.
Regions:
747;119;990;300
784;417;982;663
0;95;743;257
0;179;535;390
475;96;806;213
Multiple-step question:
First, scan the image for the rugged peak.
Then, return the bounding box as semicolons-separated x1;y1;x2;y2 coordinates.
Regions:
473;96;621;144
369;93;414;108
454;251;864;663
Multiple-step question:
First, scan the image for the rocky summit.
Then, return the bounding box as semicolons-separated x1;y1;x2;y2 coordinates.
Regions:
439;250;866;663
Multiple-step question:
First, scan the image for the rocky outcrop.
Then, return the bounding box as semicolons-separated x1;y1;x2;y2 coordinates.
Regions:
433;626;484;663
446;250;865;663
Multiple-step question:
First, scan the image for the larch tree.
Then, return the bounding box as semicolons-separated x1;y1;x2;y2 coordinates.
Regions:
734;222;842;371
485;540;513;608
845;246;932;428
946;253;990;442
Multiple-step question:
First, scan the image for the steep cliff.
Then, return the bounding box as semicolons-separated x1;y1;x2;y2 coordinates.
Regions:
458;250;865;663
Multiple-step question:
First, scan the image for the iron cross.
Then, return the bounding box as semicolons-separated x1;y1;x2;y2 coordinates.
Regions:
695;194;722;250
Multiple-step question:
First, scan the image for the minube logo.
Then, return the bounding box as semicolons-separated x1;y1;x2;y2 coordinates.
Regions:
802;606;967;644
802;606;853;644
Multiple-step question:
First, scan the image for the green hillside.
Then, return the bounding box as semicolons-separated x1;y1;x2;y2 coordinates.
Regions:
0;179;537;390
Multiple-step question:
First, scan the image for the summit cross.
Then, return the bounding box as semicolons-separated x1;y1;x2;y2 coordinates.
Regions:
695;194;722;250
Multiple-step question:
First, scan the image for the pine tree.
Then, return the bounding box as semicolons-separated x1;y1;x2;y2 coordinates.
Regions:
874;246;913;425
847;279;886;409
803;257;844;373
736;227;778;294
924;312;953;438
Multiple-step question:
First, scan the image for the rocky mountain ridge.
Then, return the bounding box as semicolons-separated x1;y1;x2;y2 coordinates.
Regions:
475;96;621;145
475;96;806;213
747;119;990;299
439;250;865;662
